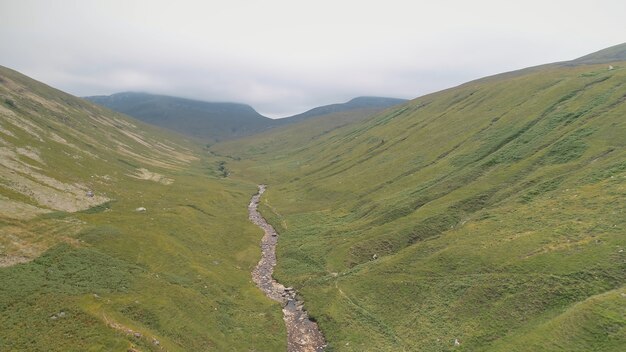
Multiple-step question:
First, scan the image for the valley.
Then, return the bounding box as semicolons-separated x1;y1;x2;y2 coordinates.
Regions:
1;42;625;351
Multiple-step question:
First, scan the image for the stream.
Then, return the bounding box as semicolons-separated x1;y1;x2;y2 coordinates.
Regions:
249;184;326;352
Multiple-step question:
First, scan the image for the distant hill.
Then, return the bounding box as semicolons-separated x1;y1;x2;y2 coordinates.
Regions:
86;93;407;142
275;96;408;125
570;42;626;65
86;92;274;142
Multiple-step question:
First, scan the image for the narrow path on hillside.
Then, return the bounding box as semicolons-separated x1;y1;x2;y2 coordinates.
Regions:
249;185;326;352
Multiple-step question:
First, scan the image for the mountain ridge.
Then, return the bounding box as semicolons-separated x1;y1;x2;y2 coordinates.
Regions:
86;92;408;142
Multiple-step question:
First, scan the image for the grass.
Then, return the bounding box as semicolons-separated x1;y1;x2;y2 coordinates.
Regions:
0;65;285;351
2;54;625;351
214;60;626;351
0;244;141;351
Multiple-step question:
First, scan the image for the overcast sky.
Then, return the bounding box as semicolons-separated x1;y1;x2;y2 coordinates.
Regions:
1;0;625;117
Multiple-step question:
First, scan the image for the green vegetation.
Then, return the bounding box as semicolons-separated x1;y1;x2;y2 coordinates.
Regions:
274;96;408;125
4;97;15;108
2;45;626;352
571;42;626;65
0;65;285;351
214;59;626;351
1;175;287;351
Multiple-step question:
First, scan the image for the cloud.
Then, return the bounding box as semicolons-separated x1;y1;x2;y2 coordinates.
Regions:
1;0;625;117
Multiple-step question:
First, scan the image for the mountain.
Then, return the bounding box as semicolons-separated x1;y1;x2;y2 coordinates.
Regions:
0;66;285;351
87;92;407;142
85;92;274;142
275;96;408;124
212;47;626;351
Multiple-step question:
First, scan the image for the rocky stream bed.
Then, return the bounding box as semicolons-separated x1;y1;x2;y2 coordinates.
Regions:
249;185;326;352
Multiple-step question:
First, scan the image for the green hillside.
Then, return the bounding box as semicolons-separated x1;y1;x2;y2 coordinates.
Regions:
215;105;406;160
0;66;285;351
213;56;626;350
570;42;626;65
274;96;408;125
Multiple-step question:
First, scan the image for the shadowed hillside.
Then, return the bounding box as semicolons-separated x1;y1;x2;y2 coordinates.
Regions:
86;92;275;142
213;49;626;351
87;93;407;142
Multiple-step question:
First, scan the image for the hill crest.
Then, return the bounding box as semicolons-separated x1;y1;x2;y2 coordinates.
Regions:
570;42;626;65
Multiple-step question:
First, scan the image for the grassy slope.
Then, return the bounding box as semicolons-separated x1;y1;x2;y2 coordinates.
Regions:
0;66;285;351
273;97;408;125
215;107;401;160
213;61;626;351
571;42;626;65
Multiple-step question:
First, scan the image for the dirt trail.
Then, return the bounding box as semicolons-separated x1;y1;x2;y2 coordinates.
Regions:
249;185;326;352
